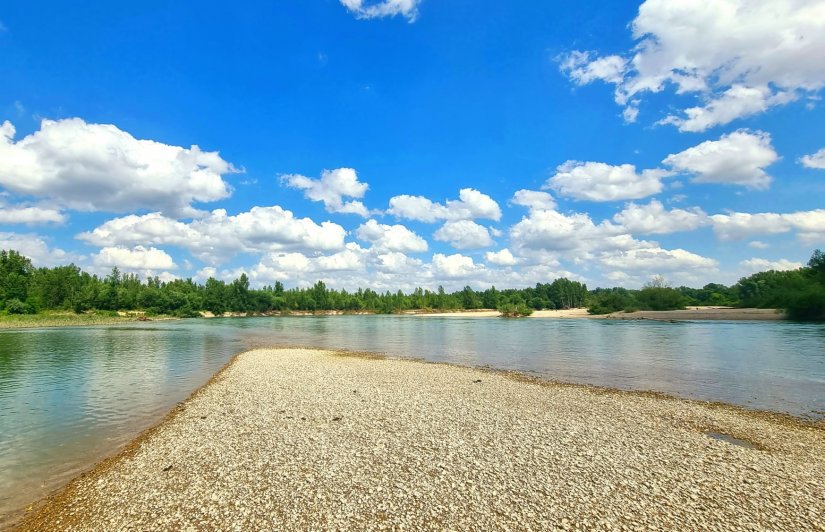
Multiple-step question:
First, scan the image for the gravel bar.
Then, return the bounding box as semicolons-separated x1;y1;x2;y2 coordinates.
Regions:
18;348;825;531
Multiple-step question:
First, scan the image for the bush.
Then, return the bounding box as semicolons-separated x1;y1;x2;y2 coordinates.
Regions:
5;298;33;314
173;305;202;318
785;285;825;321
635;287;687;311
587;290;637;314
498;303;533;317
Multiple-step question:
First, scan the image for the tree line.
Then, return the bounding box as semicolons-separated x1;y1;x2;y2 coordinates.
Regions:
1;249;823;320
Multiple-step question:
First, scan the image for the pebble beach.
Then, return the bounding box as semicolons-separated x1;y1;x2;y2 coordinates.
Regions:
18;348;825;531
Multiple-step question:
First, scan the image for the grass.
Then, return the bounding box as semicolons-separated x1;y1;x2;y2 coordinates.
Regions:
0;311;177;329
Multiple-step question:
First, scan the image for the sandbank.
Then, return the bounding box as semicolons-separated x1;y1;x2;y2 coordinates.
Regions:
18;348;824;531
600;308;785;321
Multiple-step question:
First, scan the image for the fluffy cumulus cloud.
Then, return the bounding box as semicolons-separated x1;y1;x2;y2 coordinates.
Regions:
0;200;66;225
78;206;347;264
509;208;638;255
93;245;177;271
510;189;556;211
663;130;778;189
740;258;804;274
711;209;825;244
0;119;236;216
433;220;494;250
561;0;825;130
281;168;370;217
711;213;792;241
232;244;434;291
545;161;670;202
613;200;708;234
340;0;420;21
800;148;825;169
355;219;428;253
505;204;722;286
431;253;484;279
388;188;501;223
485;248;518;266
599;247;718;286
0;232;80;267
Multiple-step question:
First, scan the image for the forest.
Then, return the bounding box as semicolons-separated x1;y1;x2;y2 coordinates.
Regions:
1;249;823;320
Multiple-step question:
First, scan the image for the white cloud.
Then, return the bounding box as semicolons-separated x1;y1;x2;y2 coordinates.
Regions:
431;253;484;279
740;258;803;274
485;248;518;266
433;220;494;250
0;232;80;267
195;266;217;282
748;241;770;249
711;209;825;244
545;161;670;202
800;147;825;169
561;0;825;131
77;206;347;264
509;208;635;254
560;51;627;85
783;210;825;244
663;130;778;189
93;245;177;271
659;85;797;133
340;0;420;22
282;168;370;217
613;200;708;234
373;251;424;274
388;188;501;222
510;189;556;211
600;247;718;274
355;219;428;253
0;118;237;216
0;201;66;225
711;212;792;241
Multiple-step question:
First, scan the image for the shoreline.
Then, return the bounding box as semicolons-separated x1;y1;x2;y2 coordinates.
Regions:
0;307;788;331
15;347;824;530
0;313;179;330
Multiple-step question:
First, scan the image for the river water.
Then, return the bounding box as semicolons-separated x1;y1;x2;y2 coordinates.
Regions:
1;316;824;521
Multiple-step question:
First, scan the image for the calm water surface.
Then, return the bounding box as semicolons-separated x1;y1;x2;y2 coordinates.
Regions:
1;316;824;521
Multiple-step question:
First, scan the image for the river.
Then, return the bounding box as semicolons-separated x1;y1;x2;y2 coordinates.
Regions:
1;315;824;522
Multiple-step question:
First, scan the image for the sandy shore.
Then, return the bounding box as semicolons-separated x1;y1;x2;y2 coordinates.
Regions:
414;307;783;320
18;348;824;530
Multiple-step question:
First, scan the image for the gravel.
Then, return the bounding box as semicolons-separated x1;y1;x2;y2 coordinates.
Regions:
19;348;825;531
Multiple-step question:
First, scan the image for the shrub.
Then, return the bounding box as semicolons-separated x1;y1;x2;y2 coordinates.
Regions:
5;298;32;314
498;303;533;317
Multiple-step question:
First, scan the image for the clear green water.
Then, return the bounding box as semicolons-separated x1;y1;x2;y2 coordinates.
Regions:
1;316;824;521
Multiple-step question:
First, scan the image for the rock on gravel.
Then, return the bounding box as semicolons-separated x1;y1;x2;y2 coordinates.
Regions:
18;348;825;531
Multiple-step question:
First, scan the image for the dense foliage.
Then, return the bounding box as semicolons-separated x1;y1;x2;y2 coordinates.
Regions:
0;249;585;316
2;249;823;320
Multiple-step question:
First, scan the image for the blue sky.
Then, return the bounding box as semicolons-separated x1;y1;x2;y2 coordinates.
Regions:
1;0;825;290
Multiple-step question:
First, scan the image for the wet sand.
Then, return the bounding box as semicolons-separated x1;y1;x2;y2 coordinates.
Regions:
18;348;824;531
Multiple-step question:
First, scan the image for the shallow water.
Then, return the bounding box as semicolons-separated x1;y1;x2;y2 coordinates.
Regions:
1;316;824;520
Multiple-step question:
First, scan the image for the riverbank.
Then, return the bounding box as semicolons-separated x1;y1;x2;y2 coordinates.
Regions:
409;308;591;318
412;307;784;320
19;348;824;530
599;307;786;321
0;311;178;329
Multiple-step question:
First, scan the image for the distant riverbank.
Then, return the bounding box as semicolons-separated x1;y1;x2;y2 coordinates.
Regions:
408;307;785;321
19;348;824;530
0;307;786;330
0;311;179;329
